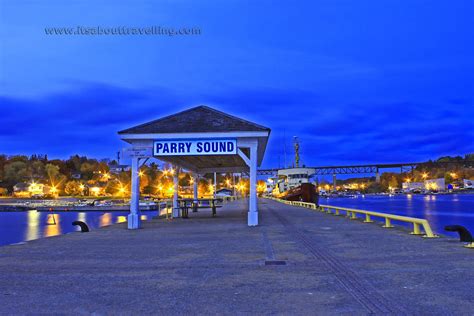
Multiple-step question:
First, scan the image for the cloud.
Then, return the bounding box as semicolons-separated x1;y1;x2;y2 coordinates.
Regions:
197;88;474;166
0;84;472;166
0;82;187;158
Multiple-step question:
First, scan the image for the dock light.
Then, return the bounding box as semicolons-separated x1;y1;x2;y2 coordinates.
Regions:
138;170;144;177
450;172;457;179
405;178;411;183
189;178;194;184
225;179;231;187
422;173;428;179
79;184;85;191
169;168;175;176
50;186;58;194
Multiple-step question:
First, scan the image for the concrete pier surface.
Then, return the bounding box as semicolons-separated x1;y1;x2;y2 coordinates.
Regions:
0;199;473;315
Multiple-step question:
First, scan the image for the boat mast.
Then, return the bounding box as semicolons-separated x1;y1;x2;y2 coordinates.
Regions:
293;136;300;168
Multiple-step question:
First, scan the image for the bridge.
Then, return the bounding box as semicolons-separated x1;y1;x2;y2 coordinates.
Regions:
258;160;473;188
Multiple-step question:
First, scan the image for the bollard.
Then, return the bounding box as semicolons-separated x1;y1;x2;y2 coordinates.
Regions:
364;214;373;223
383;218;394;228
72;221;89;232
411;223;423;235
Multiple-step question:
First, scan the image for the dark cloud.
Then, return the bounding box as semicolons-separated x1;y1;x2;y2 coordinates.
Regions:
0;83;188;158
0;84;472;166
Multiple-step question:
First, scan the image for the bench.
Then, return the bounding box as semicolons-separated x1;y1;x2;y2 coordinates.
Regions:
178;199;222;218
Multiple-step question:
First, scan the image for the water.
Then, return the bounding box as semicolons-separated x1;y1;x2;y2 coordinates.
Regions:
0;210;158;247
322;193;474;237
2;195;473;246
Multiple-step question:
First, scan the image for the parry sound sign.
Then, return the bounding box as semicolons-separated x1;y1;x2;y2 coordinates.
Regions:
153;139;237;156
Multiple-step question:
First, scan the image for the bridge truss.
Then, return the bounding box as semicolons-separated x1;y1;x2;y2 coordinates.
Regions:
258;161;473;176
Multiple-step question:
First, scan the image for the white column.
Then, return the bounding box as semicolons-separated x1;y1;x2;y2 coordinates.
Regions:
172;167;179;218
232;173;235;196
213;172;217;198
128;157;141;229
193;173;198;202
248;143;258;226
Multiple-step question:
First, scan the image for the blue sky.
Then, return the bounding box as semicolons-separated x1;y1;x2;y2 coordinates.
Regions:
0;0;473;168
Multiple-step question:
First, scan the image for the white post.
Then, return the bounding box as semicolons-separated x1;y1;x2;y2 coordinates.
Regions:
213;172;217;198
128;157;141;229
248;143;258;226
172;166;179;218
193;173;198;202
232;173;235;196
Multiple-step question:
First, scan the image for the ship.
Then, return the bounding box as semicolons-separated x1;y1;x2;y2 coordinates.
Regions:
270;137;319;205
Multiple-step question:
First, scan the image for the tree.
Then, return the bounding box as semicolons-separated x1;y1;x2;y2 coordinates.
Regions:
388;176;399;189
45;163;67;191
4;161;29;188
64;181;82;196
31;160;46;179
80;162;96;180
45;163;60;180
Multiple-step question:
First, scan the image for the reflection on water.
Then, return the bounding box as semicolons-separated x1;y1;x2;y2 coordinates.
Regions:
324;193;474;237
44;214;61;237
25;211;40;241
78;212;87;222
116;216;127;223
1;210;158;247
100;213;112;226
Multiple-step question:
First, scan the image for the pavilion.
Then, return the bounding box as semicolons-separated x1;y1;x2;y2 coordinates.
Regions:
118;105;271;229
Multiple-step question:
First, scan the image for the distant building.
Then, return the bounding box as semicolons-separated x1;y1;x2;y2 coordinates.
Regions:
402;182;424;192
464;179;474;189
216;188;233;197
13;182;51;197
424;178;445;191
109;164;131;174
13;183;30;197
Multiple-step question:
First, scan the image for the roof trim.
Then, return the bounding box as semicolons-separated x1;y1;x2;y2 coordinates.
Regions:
118;105;270;134
120;131;270;140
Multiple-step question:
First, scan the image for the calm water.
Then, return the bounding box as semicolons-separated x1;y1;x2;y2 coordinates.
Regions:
2;194;473;246
323;193;474;237
0;210;158;247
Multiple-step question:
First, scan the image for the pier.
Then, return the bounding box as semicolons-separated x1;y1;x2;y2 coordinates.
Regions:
1;199;472;314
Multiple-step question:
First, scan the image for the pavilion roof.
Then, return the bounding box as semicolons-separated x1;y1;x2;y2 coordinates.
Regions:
119;105;270;134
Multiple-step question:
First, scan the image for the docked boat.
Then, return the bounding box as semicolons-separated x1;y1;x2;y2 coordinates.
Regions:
272;167;319;204
270;137;319;204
